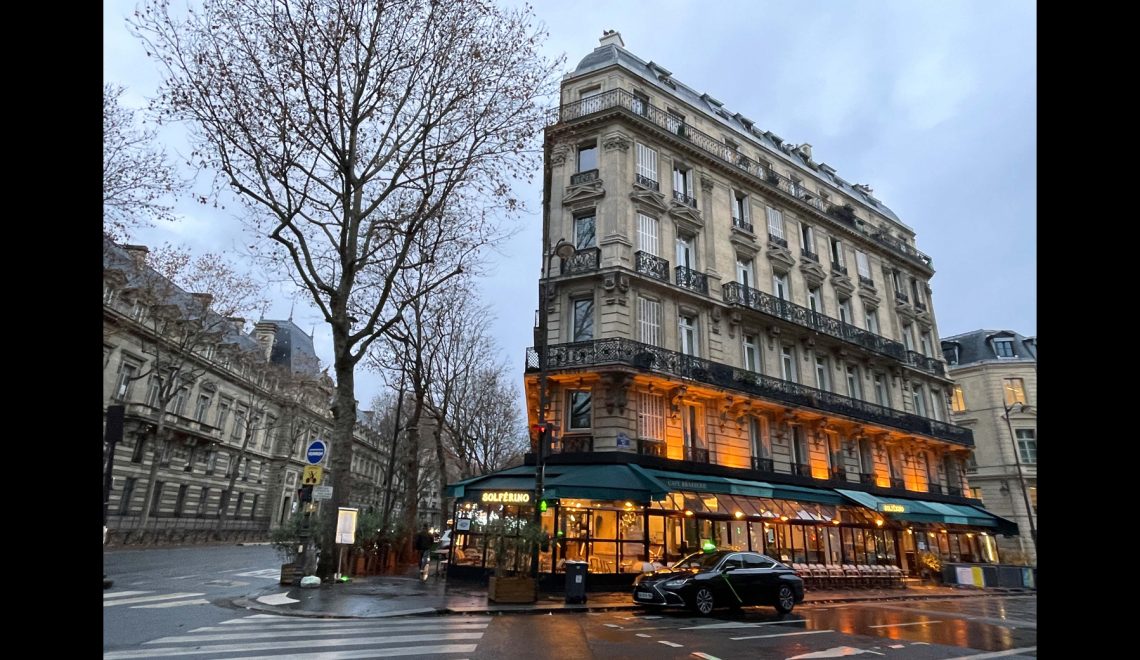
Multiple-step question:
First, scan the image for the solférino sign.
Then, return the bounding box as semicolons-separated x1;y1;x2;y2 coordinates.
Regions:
480;491;531;503
878;503;907;513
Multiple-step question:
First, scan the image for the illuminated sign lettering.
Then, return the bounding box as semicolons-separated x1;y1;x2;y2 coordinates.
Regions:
480;491;532;504
880;503;906;513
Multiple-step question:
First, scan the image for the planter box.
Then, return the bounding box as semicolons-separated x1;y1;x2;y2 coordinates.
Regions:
488;576;536;603
280;563;301;585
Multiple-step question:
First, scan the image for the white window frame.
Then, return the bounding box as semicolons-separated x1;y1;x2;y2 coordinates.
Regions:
1003;378;1027;406
571;297;595;342
838;298;852;325
800;223;814;252
767;207;784;239
682;403;705;450
750;416;770;460
846;365;862;399
815;356;830;391
676;234;695;270
929;388;943;421
638;296;661;346
865;307;879;334
1015;429;1037;464
994;338;1016;358
636;142;658;184
920;332;932;357
772;272;790;301
743;334;759;372
781;344;797;382
637;213;659;256
733;190;750;223
737;258;754;289
638;392;665;441
807;287;821;312
902;324;915;351
672;164;693;199
830;237;844;266
679;314;699;357
873;373;889;407
856;251;871;279
912;384;927;417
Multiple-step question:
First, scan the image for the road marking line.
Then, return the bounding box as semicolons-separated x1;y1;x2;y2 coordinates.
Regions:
787;648;884;659
636;633;653;638
104;593;205;607
625;627;666;631
223;644;480;660
658;641;683;647
868;621;942;628
731;630;835;641
940;648;1037;660
604;623;622;628
639;615;663;619
104;591;152;600
682;620;806;630
170;575;202;580
134;598;211;609
691;653;722;660
256;592;299;605
889;645;906;648
203;617;493;630
147;624;489;644
105;632;486;658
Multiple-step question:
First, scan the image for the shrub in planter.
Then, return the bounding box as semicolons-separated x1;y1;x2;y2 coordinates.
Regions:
484;519;546;603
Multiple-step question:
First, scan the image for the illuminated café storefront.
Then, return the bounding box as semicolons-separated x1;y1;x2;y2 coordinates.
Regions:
444;463;1014;588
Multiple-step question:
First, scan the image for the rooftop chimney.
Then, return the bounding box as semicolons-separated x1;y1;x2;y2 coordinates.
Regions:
253;321;278;361
599;30;625;48
122;244;149;269
228;317;246;334
797;144;812;159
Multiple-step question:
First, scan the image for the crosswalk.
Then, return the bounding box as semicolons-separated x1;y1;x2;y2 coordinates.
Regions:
103;613;491;659
104;590;210;609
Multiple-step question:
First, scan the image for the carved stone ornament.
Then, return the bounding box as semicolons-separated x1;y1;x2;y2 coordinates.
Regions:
603;132;631;151
550;144;569;166
700;176;715;193
602;372;633;414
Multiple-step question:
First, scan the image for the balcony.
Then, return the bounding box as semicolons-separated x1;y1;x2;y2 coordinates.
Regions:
858;275;875;288
560;246;600;276
768;234;789;249
556;435;594;453
752;457;774;472
830;467;848;482
525;338;974;446
791;462;812;478
722;281;907;361
894;290;910;305
672;190;697;208
635;251;670;282
947;485;963;497
635;174;659;191
858;472;875;486
638;438;667;458
831;262;848;276
915;301;928;313
685;446;710;463
801;248;819;263
890;478;905;490
906;350;945;376
570;169;599;185
675;265;709;295
552;88;934;270
732;216;754;233
927;482;944;495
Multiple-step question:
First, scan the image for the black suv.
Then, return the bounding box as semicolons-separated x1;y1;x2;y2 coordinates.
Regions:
632;550;804;615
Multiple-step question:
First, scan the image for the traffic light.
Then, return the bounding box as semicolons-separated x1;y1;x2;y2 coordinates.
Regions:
298;485;313;503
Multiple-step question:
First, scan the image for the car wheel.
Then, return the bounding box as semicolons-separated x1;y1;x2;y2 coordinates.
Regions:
693;587;715;616
774;585;795;614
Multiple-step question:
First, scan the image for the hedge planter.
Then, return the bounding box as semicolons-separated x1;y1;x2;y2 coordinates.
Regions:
488;576;536;603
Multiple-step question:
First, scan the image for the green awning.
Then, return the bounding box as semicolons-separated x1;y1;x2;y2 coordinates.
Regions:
639;468;844;505
445;464;671;503
834;489;1016;532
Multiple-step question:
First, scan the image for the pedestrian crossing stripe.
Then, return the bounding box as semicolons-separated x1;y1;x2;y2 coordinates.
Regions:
234;568;282;579
103;592;206;607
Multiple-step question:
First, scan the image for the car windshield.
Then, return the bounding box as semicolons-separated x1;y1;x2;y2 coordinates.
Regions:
670;551;728;571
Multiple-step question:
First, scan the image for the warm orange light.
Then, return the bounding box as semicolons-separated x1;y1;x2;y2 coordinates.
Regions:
832;519;841;525
966;533;974;538
906;528;913;534
779;515;789;522
875;519;883;527
734;511;744;519
941;529;948;534
684;510;694;517
624;501;633;508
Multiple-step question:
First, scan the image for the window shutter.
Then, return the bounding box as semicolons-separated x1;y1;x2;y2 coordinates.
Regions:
638;213;659;255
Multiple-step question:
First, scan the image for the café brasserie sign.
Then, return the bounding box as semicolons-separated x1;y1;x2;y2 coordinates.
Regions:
481;491;531;504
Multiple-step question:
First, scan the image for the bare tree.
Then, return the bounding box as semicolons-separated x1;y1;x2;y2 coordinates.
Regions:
131;0;559;578
103;84;185;242
443;360;527;478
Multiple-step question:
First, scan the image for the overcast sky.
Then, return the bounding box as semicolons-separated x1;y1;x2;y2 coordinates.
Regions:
104;0;1036;408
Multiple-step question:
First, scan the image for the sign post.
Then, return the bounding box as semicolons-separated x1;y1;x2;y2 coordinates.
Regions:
335;508;358;581
296;439;326;580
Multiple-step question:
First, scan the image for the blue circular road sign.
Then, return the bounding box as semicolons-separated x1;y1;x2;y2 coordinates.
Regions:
306;439;327;465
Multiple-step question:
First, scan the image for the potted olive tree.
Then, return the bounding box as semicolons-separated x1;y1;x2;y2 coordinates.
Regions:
486;519;546;603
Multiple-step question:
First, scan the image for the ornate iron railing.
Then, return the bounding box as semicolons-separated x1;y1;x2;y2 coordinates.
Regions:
635;251;669;282
638;438;667;458
635;174;659;191
791;462;813;478
753;457;775;472
768;234;789;249
722;281;907;361
525;338;973;446
672;190;697;208
732;217;754;233
831;262;848;276
557;435;594;453
890;478;906;490
675;265;709;295
927;482;944;495
831;467;848;482
801;248;819;263
685;446;710;463
560;247;600;275
858;275;875;288
894;291;910;304
859;472;875;485
553;88;934;270
907;350;944;376
570;169;599;185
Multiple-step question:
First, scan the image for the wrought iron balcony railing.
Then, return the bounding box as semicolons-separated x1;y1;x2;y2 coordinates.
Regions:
947;485;963;497
638;437;667;458
890;478;906;490
722;281;908;362
635;251;670;282
556;435;594;453
894;290;910;304
915;301;928;312
685;446;710;463
906;350;945;376
753;457;775;473
791;462;813;478
831;262;848;276
675;265;709;295
635;174;659;191
570;169;599;185
858;275;875;288
830;467;848;482
732;216;754;233
801;248;819;263
672;190;697;208
859;472;875;486
524;338;973;446
768;234;789;249
560;247;600;275
552;87;934;270
927;482;944;495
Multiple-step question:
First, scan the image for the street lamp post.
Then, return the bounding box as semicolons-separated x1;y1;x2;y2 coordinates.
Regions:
1001;401;1037;559
532;238;576;579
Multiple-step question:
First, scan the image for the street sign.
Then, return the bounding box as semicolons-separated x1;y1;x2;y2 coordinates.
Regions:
336;508;359;545
306;439;327;465
302;465;323;485
313;485;333;501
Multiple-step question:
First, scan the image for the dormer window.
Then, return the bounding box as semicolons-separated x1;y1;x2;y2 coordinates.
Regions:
994;338;1016;358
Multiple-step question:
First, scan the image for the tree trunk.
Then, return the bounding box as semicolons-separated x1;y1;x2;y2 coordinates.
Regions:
316;322;357;580
215;432;254;539
432;409;450;533
379;387;405;537
399;393;425;564
137;418;170;533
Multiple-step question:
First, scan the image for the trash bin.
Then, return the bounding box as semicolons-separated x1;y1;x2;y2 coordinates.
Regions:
564;560;588;604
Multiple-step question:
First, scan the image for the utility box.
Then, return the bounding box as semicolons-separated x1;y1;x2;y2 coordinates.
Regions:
564;560;588;604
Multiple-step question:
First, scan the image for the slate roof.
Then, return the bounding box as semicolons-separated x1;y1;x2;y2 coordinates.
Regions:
940;329;1037;367
260;319;321;377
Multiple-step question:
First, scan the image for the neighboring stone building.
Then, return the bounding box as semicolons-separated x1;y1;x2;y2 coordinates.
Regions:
102;239;386;545
447;32;1016;583
941;330;1037;565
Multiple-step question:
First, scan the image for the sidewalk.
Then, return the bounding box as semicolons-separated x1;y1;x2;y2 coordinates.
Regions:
233;569;1030;619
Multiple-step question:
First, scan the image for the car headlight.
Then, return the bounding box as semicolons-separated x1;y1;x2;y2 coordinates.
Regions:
663;578;689;588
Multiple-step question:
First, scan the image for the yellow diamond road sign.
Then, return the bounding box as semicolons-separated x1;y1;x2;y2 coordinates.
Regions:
302;465;323;485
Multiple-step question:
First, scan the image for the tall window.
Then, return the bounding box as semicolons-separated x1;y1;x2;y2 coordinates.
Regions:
172;387;190;416
837;298;852;325
858;438;874;475
676;234;695;269
892;270;904;294
574;213;596;249
766;207;784;240
828;434;844;473
667;109;686;135
679;314;699;356
174;484;188;517
639;393;665;441
632;91;649;116
232;406;248;442
119;477;136;515
636;142;657;186
637;213;659;256
807;287;821;312
772;272;790;300
781;344;797;382
750;416;770;460
743;334;760;372
855;251;871;280
911;279;923;306
737;258;754;289
929;389;943;421
995;338;1016;358
576;141;597;172
846;365;862;399
830;237;844;267
902;324;915;351
672;165;693;200
800;223;815;253
113;361;139;402
151;481;165;515
733;190;750;224
568;391;592;430
815;356;830;391
146;377;163;408
571;298;594;342
196;487;210;516
1016;429;1037;464
194;394;212;423
216;399;232;433
579;85;602;111
1003;378;1027;405
791;427;809;466
919;332;932;357
682;403;705;450
865;307;879;334
950;386;966;412
873;373;888;407
912;384;927;417
638;297;661;346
